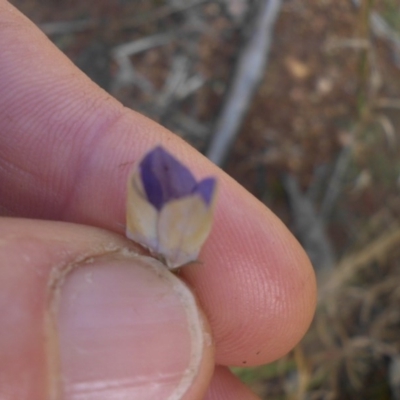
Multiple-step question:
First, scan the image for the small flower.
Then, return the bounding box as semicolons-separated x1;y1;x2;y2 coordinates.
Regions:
126;146;217;269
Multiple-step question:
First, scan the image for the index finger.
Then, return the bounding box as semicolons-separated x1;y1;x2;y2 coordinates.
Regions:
0;1;316;367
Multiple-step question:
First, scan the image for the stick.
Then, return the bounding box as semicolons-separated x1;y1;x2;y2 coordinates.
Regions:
206;0;282;166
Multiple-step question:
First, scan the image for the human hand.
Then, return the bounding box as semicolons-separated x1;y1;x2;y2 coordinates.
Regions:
0;2;316;399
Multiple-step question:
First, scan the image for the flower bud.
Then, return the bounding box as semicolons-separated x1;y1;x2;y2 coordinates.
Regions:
126;146;217;269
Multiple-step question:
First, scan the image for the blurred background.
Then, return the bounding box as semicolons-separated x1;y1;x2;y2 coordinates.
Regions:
10;0;400;398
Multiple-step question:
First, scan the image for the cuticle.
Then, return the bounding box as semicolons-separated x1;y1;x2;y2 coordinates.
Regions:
44;245;142;400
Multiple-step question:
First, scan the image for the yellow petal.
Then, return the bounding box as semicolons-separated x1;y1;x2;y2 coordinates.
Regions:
157;192;216;269
126;169;159;252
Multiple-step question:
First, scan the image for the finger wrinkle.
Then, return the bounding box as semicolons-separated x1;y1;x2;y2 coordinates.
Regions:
0;2;129;219
55;106;127;220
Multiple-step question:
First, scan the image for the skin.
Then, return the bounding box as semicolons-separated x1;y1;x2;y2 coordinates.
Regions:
0;1;317;399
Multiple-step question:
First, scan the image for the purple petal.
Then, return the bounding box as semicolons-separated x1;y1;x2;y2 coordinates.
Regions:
139;156;164;210
140;146;197;209
194;177;216;206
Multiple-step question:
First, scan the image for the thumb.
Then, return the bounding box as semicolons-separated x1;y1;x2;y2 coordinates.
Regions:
0;218;214;400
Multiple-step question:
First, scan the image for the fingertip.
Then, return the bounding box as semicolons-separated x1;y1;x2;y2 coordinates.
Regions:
183;186;317;365
204;366;261;400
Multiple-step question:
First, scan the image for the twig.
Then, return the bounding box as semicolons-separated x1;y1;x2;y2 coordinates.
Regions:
351;0;400;68
375;98;400;109
156;55;190;111
283;174;335;281
206;0;283;166
319;144;353;222
40;0;209;36
174;113;210;139
325;38;370;51
156;56;205;111
175;75;205;100
320;0;375;222
39;19;94;36
370;12;400;43
112;34;173;59
111;34;173;93
111;56;155;94
321;226;400;298
375;114;397;148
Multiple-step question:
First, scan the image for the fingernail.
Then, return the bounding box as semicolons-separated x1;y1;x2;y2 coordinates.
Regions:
49;253;205;400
